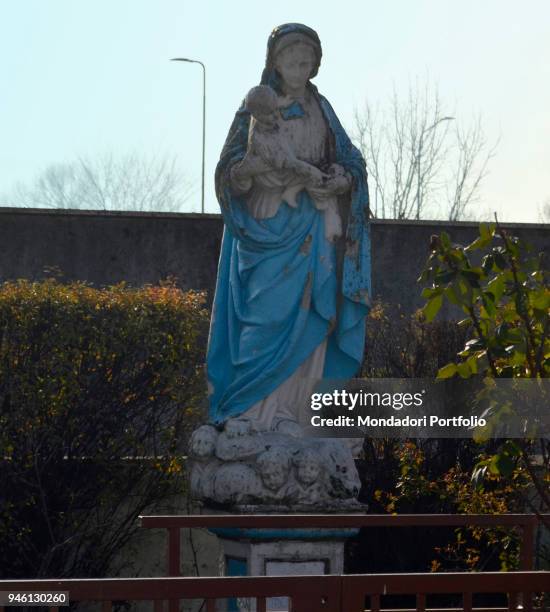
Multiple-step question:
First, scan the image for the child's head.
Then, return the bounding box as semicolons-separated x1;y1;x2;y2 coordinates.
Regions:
224;418;252;439
245;85;279;129
293;448;322;485
190;425;218;459
257;448;290;491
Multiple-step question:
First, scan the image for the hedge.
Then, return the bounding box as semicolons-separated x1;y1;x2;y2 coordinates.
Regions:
0;278;209;578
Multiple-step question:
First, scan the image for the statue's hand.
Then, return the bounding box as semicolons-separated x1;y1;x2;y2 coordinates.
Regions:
306;164;352;199
327;172;352;195
307;173;351;200
327;164;352;194
297;163;329;186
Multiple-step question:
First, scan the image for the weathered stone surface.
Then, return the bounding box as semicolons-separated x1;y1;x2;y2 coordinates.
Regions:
189;419;362;510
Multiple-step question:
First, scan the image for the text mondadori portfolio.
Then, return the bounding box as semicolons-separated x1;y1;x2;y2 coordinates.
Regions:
310;415;487;428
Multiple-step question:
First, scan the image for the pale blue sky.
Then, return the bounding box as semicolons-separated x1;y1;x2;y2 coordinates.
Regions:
1;0;549;221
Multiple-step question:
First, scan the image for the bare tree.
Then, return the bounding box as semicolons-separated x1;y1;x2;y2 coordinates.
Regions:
354;79;497;221
5;152;195;213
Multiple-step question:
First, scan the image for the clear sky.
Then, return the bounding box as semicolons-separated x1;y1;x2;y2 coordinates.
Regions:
1;0;549;221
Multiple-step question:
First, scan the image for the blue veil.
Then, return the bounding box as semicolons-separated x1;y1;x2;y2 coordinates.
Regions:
207;23;371;425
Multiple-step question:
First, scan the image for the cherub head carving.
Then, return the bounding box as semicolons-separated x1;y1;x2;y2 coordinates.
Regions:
257;447;291;491
190;425;218;459
293;448;322;486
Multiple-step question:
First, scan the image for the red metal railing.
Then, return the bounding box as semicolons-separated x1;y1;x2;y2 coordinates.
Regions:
139;513;548;612
1;515;544;612
1;571;549;612
138;513;543;578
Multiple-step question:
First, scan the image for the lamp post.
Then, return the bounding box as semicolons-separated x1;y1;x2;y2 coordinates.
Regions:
415;116;454;219
171;57;206;214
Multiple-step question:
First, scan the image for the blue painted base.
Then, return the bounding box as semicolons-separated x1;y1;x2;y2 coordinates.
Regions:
226;557;247;612
209;527;359;540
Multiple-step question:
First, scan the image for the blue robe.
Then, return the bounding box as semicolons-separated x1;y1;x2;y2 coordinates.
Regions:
207;86;371;425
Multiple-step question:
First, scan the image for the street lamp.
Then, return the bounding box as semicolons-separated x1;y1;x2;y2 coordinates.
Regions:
415;116;454;219
171;57;206;214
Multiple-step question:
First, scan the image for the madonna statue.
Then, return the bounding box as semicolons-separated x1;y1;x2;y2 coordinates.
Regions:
206;23;371;436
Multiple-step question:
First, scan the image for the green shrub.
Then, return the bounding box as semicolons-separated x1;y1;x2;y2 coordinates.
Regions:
353;305;525;574
419;221;549;551
0;277;209;578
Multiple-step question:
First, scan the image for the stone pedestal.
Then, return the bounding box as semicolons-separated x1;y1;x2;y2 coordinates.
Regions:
189;419;364;610
212;528;357;612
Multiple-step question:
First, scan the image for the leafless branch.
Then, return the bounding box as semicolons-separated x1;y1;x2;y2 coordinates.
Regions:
6;152;195;212
352;78;496;221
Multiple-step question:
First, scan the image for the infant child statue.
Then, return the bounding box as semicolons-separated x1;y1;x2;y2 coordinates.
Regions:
243;85;344;242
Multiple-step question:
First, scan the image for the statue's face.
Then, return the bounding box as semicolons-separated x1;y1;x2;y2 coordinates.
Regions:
261;462;287;490
192;429;216;458
274;43;316;94
297;459;320;485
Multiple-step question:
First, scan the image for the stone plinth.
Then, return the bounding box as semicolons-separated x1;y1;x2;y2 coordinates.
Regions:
212;527;358;612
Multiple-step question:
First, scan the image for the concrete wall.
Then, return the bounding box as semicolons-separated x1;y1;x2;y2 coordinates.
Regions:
1;207;547;316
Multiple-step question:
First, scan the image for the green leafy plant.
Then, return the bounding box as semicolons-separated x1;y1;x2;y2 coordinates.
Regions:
419;221;549;532
420;221;548;378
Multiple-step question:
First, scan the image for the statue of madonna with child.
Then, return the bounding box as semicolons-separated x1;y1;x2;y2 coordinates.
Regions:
190;23;371;510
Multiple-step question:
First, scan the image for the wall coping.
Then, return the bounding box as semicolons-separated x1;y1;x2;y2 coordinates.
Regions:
0;206;547;229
